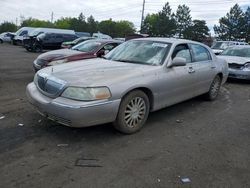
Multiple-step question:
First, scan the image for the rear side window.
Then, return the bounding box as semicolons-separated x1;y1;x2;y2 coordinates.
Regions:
190;44;211;62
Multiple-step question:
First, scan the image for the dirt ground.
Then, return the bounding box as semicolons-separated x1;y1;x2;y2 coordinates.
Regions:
0;43;250;188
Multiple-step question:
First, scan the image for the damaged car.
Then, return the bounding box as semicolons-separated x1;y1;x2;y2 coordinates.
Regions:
218;46;250;80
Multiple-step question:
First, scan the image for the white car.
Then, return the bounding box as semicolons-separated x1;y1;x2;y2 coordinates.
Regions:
212;41;249;55
0;32;14;43
218;46;250;80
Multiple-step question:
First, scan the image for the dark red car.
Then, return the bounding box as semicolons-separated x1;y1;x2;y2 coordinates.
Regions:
33;39;122;71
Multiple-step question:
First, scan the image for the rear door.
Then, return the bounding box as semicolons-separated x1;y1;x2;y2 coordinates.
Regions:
189;43;217;95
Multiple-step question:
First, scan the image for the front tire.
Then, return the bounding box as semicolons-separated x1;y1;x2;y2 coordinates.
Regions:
204;75;222;101
113;90;150;134
0;39;3;44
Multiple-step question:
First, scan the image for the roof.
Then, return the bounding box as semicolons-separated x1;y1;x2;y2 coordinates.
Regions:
133;37;201;44
89;39;123;44
226;45;250;49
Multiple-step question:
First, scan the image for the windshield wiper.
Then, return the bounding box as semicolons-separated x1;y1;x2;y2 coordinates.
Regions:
113;59;152;65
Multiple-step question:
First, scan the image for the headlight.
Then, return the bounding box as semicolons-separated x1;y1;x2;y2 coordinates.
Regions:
48;59;67;66
61;87;111;101
243;63;250;70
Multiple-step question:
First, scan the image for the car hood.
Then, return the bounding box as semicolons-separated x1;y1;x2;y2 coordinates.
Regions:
218;55;250;65
37;49;89;62
38;58;157;87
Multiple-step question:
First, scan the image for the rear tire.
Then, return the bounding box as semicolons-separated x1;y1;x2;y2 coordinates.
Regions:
204;75;222;101
0;39;3;44
113;90;150;134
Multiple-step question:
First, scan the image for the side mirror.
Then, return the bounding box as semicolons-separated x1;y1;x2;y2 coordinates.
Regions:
169;57;187;67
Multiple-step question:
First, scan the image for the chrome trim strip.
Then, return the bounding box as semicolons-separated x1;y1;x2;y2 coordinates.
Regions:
51;100;120;109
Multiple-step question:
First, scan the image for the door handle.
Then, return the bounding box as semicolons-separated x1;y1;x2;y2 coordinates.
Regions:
188;67;195;74
211;66;216;69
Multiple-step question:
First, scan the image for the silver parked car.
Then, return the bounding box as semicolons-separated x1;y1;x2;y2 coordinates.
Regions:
218;46;250;80
26;38;228;134
211;41;249;55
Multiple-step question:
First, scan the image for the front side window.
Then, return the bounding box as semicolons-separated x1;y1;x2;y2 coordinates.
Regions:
20;30;28;36
105;40;171;66
172;44;192;63
72;40;102;52
190;44;211;62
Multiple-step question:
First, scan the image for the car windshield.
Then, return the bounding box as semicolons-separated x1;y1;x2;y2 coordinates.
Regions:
105;40;171;66
212;42;231;50
29;30;43;36
72;40;102;52
220;47;250;58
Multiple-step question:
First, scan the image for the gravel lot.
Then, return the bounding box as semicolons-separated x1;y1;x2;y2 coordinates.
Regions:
0;43;250;188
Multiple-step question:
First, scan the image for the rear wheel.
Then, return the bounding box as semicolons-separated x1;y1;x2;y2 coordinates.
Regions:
34;45;42;53
113;90;150;134
0;39;3;44
204;75;222;101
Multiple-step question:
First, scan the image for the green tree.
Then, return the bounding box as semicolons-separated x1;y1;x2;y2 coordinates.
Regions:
141;13;160;36
98;19;116;37
54;17;71;29
175;5;192;38
142;3;176;37
21;18;54;28
157;3;176;37
86;15;98;34
214;4;246;41
115;20;135;37
245;7;250;42
184;20;209;42
0;21;17;33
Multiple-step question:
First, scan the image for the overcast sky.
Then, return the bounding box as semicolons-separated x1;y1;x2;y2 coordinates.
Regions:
0;0;249;33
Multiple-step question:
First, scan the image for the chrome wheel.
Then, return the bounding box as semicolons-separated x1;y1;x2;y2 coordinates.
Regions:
124;97;146;128
114;90;150;134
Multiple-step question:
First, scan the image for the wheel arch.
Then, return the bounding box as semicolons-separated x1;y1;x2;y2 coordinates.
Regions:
120;87;154;111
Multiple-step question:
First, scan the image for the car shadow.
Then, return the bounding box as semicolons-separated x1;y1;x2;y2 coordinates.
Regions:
227;78;250;84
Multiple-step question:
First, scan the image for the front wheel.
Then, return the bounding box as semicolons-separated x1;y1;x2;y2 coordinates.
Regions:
204;75;222;101
0;39;3;44
113;90;150;134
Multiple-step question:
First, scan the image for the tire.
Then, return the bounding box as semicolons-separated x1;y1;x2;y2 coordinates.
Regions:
113;90;150;134
34;45;42;53
204;75;222;101
0;39;3;44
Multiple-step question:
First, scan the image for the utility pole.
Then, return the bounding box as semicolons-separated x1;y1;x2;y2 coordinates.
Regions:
51;12;54;23
140;0;145;32
16;17;18;27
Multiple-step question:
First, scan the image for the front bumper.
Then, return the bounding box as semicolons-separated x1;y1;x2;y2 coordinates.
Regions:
228;68;250;80
33;59;42;72
26;82;121;127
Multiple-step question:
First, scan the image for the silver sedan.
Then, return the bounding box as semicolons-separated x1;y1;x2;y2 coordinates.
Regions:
26;38;228;134
218;46;250;80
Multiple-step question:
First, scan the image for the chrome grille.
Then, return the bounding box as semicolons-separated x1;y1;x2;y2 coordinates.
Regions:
229;63;243;70
37;74;66;97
